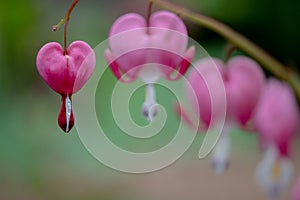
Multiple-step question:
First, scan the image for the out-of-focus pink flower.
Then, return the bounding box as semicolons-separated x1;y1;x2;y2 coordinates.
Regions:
185;56;265;128
105;11;194;83
254;78;299;157
292;176;300;200
105;11;195;121
181;56;265;173
36;41;96;132
254;78;300;198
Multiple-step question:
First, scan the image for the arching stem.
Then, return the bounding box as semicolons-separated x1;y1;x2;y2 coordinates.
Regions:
223;43;237;63
146;0;153;34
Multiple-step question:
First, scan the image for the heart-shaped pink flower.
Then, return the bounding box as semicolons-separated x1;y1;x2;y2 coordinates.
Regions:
185;56;265;128
253;79;299;198
180;56;265;174
105;11;195;83
105;11;194;121
253;78;299;157
36;41;96;132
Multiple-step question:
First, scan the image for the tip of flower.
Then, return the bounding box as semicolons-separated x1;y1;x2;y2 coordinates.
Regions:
58;96;74;133
52;25;58;31
58;120;74;133
142;103;158;122
255;146;294;199
211;134;231;174
52;18;66;32
211;159;230;175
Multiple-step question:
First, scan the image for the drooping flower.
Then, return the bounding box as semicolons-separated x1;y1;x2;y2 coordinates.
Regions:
254;78;300;198
105;11;195;121
180;56;265;173
36;41;96;132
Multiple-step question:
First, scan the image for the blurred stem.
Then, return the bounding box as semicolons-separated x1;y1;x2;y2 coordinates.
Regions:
147;1;153;26
149;0;300;100
146;1;154;34
223;43;237;63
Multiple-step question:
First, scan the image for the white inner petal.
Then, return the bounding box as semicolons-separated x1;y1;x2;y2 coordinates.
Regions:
65;96;72;132
211;132;231;174
142;84;158;122
138;63;161;84
255;145;294;198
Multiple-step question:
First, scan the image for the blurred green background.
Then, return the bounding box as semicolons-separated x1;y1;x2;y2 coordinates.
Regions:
0;0;300;199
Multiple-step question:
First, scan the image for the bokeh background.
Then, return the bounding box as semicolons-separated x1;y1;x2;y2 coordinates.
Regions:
0;0;300;199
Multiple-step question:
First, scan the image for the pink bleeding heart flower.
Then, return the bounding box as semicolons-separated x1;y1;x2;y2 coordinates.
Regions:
292;176;300;200
36;41;96;133
105;11;195;121
180;56;265;173
185;56;265;128
254;78;299;156
253;78;299;198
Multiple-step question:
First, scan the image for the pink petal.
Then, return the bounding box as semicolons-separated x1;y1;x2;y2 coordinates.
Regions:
109;13;146;37
104;49;136;83
68;41;96;94
185;58;225;127
36;42;67;94
226;56;265;125
36;41;96;95
253;78;300;156
149;11;187;34
166;46;195;81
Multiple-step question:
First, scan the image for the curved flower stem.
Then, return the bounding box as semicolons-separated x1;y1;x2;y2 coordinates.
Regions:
149;0;300;100
52;0;80;55
146;1;154;27
63;0;80;55
223;43;237;63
